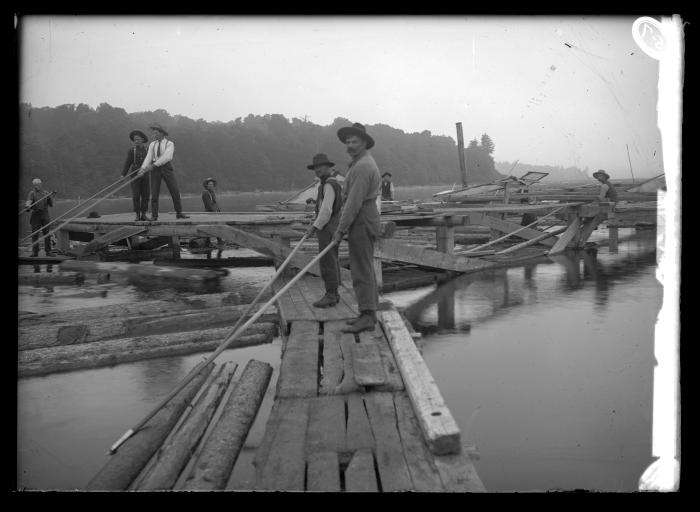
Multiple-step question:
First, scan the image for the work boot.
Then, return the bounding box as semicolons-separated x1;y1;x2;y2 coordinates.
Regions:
176;213;190;219
134;213;141;222
313;291;339;309
345;314;362;325
341;311;376;334
140;212;148;221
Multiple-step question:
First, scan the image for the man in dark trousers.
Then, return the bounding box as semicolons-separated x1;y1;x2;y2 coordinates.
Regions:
24;178;56;257
380;172;395;201
201;177;223;246
305;153;343;308
122;130;150;221
332;123;382;333
138;123;189;220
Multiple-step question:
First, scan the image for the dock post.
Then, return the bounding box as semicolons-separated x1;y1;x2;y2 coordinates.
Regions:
436;222;455;255
170;236;181;259
456;122;468;187
56;229;70;253
609;224;619;253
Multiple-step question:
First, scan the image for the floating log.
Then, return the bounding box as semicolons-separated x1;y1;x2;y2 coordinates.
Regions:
377;309;461;455
19;304;279;351
60;260;224;282
180;359;273;490
18;323;276;378
73;225;147;257
86;363;215;490
18;271;85;286
101;248;175;262
17;255;74;265
153;256;274;268
136;362;237;490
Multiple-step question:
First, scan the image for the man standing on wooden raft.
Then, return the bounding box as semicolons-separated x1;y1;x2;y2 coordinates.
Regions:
122;130;150;222
201;177;223;246
381;171;395;201
305;153;344;308
24;178;56;257
137;123;189;220
593;169;618;206
332;123;382;334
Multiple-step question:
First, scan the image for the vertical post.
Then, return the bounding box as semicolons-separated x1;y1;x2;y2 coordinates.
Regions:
503;181;511;205
436;222;455;255
170;236;181;259
456;122;468;187
609;224;619;253
373;255;383;293
56;229;70;253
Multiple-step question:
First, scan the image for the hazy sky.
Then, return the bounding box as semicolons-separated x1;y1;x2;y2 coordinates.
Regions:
19;15;664;178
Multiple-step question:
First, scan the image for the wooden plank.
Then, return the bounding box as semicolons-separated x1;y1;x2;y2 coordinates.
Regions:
333;328;364;395
377;309;461;455
377;238;493;273
86;364;215;490
344;449;379;492
548;216;582;255
60;260;222;282
495;225;567;255
393;393;445;492
181;360;273;490
305;396;347;455
306;451;341;492
363;326;404;392
75;225;147;256
478;215;557;247
351;343;386;387
277;321;319;398
319;321;345;394
345;394;375;452
254;398;309;491
362;392;413;492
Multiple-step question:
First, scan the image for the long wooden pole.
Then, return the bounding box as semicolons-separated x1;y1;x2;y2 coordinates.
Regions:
495;225;568;255
456;122;467;187
626;144;636;183
108;236;331;454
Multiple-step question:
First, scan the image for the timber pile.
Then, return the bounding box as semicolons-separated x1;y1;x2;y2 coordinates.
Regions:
60;260;226;282
87;359;273;491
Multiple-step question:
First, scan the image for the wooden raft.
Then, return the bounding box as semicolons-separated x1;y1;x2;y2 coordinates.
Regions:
254;274;484;492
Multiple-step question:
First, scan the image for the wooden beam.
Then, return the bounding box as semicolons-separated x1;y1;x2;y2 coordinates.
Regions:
74;225;147;257
377;309;461;455
495;226;568;255
456;122;468;187
477;214;558;247
376;238;493;273
547;216;582;255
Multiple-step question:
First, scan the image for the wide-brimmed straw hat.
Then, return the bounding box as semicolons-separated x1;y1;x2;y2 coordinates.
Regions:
306;153;336;170
202;177;217;188
592;169;610;180
129;130;148;142
149;123;169;136
337;122;375;149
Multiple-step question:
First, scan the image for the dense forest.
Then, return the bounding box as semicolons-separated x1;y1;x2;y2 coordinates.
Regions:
19;103;507;199
494;160;590;182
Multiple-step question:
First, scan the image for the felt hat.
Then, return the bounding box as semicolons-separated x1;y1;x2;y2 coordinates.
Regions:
129;130;148;142
149;123;169;136
337;122;375;149
306;153;336;170
32;178;42;185
382;172;392;178
203;177;217;188
592;169;610;180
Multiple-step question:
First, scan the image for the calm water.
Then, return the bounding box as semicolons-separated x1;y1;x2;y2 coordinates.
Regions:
17;188;662;491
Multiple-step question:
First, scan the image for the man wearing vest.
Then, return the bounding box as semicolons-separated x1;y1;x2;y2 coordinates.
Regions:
122;130;150;221
202;177;223;246
332;123;382;334
25;178;56;257
138;123;189;220
305;153;343;308
593;169;618;206
381;172;394;201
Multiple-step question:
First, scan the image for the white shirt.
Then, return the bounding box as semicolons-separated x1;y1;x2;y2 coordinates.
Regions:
141;138;174;169
313;182;336;230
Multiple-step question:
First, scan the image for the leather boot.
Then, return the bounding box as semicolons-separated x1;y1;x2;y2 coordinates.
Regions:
134;213;141;222
313;291;339;308
176;213;190;219
341;311;376;334
140;212;148;221
345;315;362;325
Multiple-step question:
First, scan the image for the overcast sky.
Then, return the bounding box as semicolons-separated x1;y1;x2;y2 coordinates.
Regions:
19;15;664;178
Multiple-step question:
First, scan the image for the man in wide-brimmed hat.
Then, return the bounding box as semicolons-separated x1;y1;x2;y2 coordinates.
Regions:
201;178;221;213
592;169;618;205
305;153;344;308
122;129;150;221
380;171;394;201
331;122;382;333
138;123;189;220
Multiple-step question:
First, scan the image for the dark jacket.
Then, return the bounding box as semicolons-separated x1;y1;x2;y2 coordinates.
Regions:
122;146;148;176
26;189;53;213
202;190;221;212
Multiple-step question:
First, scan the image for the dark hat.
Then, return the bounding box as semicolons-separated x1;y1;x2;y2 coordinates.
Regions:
592;169;610;180
382;172;392;178
203;177;217;188
337;122;375;149
149;123;169;136
306;153;336;170
129;130;148;142
87;211;101;218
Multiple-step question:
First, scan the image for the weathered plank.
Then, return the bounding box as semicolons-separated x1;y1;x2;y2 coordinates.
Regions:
136;363;236;490
334;327;364;395
60;260;222;282
86;363;215;490
181;359;273;490
319;321;346;394
277;320;319;398
548;216;582;255
351;343;386;387
433;452;486;492
378;309;461;455
305;395;347;455
254;398;309;491
74;225;147;256
307;451;341;492
376;238;492;273
362;392;413;492
345;394;375;452
359;327;403;392
477;214;558;247
344;449;378;492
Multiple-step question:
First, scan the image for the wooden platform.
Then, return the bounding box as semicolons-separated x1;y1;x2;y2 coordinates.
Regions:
254;274;485;492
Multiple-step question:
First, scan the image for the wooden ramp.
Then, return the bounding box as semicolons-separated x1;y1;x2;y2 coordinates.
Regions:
255;274;485;492
73;225;147;256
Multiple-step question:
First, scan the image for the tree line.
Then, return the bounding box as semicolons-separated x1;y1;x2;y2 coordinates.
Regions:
19;103;510;199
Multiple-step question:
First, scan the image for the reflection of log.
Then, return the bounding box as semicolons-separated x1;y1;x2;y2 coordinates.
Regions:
180;360;273;490
60;260;223;282
18;323;276;377
86;363;215;490
18;271;85;286
19;304;279;350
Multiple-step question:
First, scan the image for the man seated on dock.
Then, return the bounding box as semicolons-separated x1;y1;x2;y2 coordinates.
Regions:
122;130;150;222
24;178;56;257
381;172;394;201
593;169;618;207
332;123;382;334
305;153;343;308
